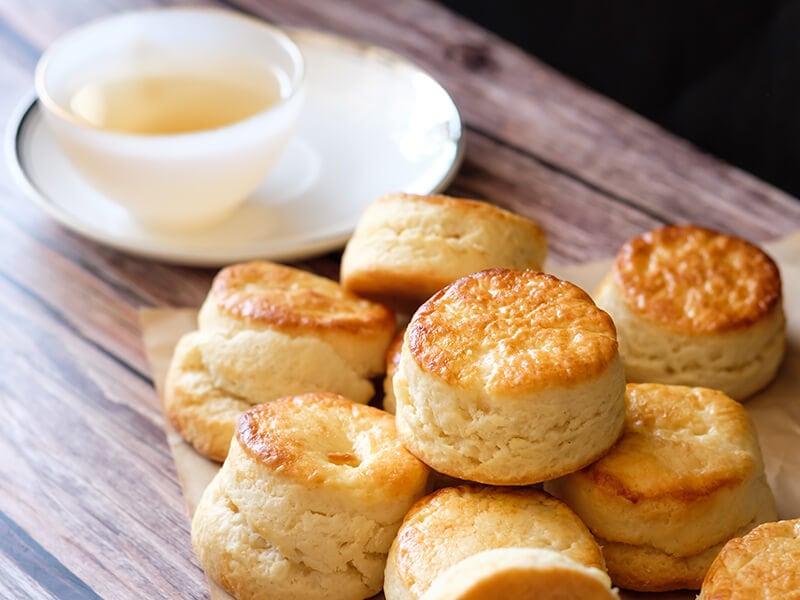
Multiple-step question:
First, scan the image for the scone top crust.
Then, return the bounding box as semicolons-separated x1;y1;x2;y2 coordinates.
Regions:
700;518;800;599
207;260;395;334
578;384;760;503
236;392;428;495
392;485;606;596
614;225;782;333
374;192;546;238
407;269;618;393
420;548;618;600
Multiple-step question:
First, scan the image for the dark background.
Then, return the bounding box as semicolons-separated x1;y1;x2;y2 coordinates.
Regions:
438;0;800;199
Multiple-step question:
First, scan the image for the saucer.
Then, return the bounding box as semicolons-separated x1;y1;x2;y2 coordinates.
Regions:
7;27;464;266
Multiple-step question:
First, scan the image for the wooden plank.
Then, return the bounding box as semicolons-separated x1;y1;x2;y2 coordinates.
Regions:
0;182;216;305
0;513;100;600
448;132;664;264
0;205;171;376
0;273;208;599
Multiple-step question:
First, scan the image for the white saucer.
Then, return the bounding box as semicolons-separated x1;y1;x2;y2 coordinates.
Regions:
7;28;464;266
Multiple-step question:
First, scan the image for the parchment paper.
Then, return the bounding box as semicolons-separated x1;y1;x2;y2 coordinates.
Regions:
141;232;800;600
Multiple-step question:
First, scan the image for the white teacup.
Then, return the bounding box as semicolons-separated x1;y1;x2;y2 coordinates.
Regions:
35;7;305;232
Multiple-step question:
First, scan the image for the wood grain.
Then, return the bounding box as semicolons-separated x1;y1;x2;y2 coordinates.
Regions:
0;272;207;599
446;132;664;263
0;512;101;600
0;0;798;598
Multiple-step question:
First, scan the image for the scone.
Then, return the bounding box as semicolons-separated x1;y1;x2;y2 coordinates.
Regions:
164;260;396;461
545;383;777;592
384;485;612;600
340;193;547;311
394;268;626;485
382;326;405;414
699;518;800;599
198;260;395;376
191;393;430;600
594;225;785;400
420;548;619;600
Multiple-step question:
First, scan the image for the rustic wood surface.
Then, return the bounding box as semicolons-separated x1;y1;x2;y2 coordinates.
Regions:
1;1;799;598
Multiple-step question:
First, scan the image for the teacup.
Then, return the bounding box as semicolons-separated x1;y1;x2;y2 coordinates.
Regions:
35;7;305;232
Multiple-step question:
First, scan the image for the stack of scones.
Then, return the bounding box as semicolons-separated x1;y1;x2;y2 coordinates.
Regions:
166;193;790;599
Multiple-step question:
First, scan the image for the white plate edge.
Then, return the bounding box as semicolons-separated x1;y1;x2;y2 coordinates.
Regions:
5;28;467;266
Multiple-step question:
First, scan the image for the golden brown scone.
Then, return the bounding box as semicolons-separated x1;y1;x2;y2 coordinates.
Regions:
340;193;547;312
164;331;250;462
594;225;785;400
382;326;405;414
545;383;777;592
699;518;800;600
420;548;620;600
192;393;430;600
384;485;609;600
164;329;376;462
394;268;626;485
199;260;396;376
164;260;396;461
597;498;777;592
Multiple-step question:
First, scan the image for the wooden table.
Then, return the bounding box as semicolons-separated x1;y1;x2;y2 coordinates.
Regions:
2;1;798;598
